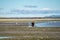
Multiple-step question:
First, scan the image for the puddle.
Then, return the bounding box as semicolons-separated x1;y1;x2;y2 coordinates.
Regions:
0;37;12;39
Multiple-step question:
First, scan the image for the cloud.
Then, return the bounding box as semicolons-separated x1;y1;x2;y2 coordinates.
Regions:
5;7;60;15
24;5;37;8
40;8;52;10
0;8;4;10
0;8;60;17
19;8;53;10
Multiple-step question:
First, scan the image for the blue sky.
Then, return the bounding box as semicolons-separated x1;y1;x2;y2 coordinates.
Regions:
0;0;60;17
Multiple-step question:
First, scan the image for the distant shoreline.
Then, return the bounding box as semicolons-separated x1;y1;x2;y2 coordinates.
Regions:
0;17;60;19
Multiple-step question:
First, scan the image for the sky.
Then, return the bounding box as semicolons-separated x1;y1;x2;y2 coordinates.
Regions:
0;0;60;17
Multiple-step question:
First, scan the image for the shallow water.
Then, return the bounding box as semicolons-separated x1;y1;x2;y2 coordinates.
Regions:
35;21;60;27
0;37;12;39
26;21;60;27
